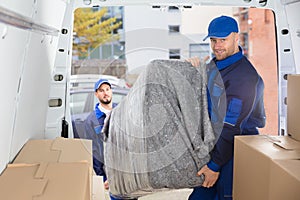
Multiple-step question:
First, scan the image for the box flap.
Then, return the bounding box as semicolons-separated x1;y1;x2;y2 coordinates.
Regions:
11;138;92;200
234;135;300;200
0;164;47;200
13;137;92;167
34;162;90;200
272;136;300;150
13;140;60;163
51;138;93;200
34;163;49;179
235;135;300;159
0;162;90;200
51;137;92;166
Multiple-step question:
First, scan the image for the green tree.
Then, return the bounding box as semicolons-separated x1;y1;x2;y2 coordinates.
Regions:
73;7;122;58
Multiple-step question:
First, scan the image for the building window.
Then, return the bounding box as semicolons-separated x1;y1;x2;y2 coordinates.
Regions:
168;25;180;34
169;49;181;59
189;43;210;60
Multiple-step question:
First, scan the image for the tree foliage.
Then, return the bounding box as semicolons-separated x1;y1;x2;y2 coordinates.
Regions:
73;8;122;58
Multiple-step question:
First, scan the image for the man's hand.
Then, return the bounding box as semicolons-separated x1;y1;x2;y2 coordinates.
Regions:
197;165;220;188
104;180;109;190
186;56;209;67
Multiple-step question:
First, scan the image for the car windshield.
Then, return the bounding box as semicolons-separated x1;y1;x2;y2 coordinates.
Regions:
70;92;88;115
70;88;128;115
70;84;129;139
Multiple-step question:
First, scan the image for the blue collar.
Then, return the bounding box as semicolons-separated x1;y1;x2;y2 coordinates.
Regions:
94;103;105;119
94;102;117;119
215;46;243;70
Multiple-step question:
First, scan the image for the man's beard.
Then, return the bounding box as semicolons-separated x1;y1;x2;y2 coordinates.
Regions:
100;98;111;105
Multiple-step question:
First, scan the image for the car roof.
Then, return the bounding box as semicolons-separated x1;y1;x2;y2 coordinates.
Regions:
70;74;127;89
70;85;129;94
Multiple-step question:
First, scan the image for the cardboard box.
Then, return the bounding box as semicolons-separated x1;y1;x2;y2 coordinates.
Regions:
269;159;300;200
92;175;108;200
287;74;300;141
0;137;94;200
13;137;92;166
233;135;300;200
0;162;90;200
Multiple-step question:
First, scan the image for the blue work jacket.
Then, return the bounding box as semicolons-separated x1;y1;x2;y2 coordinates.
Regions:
207;49;266;171
84;102;117;180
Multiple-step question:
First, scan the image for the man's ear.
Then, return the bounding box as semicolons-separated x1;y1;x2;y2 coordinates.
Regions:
235;32;239;42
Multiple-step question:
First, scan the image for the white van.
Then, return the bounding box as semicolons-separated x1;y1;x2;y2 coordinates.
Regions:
0;0;299;198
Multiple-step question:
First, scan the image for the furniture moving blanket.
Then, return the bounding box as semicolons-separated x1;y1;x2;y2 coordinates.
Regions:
104;59;224;198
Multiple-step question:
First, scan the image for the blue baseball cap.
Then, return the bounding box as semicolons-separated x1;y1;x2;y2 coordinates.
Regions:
94;78;111;91
203;15;239;41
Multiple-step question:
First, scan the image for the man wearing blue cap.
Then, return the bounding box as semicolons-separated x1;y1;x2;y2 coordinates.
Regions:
84;78;130;200
84;79;114;194
187;15;266;200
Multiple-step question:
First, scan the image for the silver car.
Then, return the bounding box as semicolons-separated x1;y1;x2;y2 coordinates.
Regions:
70;86;129;116
70;74;129;138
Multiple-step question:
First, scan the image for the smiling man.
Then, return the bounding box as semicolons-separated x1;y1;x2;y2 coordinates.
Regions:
187;15;266;200
84;78;114;184
84;78;120;200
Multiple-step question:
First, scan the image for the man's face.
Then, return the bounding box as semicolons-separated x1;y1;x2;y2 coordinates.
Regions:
95;83;112;105
210;32;239;61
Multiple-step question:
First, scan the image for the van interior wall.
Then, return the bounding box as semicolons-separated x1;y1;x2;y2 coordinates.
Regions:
0;0;68;173
273;0;300;135
284;1;300;73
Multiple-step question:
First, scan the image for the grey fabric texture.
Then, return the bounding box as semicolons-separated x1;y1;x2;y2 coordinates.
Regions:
104;59;218;198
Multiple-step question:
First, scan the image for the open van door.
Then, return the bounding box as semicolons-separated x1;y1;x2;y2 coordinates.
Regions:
0;0;299;190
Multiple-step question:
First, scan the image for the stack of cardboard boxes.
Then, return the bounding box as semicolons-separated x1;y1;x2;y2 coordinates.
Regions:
233;74;300;200
0;137;105;200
